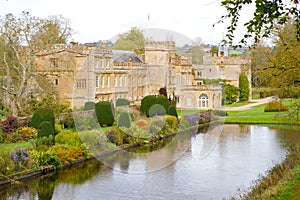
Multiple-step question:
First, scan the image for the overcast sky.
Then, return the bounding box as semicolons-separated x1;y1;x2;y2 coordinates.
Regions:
0;0;254;45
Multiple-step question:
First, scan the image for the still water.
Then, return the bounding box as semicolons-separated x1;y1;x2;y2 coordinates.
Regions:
1;124;300;200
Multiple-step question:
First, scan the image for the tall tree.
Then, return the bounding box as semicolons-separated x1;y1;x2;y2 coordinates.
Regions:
0;12;72;116
113;27;145;54
220;0;300;45
239;73;250;101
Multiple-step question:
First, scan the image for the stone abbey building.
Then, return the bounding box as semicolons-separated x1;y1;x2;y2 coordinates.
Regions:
35;41;251;110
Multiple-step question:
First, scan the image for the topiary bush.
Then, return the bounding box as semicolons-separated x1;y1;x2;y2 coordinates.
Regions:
167;106;178;118
140;95;157;116
264;101;289;112
30;107;55;132
116;98;130;107
95;101;115;126
157;95;169;115
118;112;131;128
239;73;250;102
38;121;55;139
84;102;95;111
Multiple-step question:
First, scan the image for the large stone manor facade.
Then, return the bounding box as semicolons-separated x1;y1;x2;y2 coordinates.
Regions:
35;41;251;110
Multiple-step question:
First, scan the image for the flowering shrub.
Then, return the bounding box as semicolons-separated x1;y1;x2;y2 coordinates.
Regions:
29;149;61;168
182;112;212;126
50;144;88;164
0;115;18;134
15;126;38;141
10;148;30;170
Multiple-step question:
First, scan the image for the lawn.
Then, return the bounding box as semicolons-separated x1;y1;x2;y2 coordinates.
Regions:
225;101;295;124
225;101;255;107
0;141;34;154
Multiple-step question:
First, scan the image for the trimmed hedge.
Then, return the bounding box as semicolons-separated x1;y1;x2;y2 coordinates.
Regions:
95;101;115;126
264;101;289;112
140;95;157;116
84;102;95;111
116;98;130;107
30;107;55;132
118;112;131;128
239;73;250;101
167;106;178;118
38;121;55;139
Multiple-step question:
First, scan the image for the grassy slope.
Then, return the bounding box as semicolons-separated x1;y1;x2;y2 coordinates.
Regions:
0;142;33;154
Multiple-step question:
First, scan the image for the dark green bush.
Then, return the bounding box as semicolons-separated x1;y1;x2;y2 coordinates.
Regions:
149;104;166;117
60;114;75;129
167;106;178;118
30;107;55;132
95;101;115;126
83;102;95;111
239;73;250;101
116;98;130;107
38;121;55;138
118;112;131;128
224;84;239;104
140;95;157;116
157;96;169;114
264;101;289;112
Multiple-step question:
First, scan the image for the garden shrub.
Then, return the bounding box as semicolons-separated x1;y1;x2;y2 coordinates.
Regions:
116;98;130;107
105;127;124;146
0;115;18;134
55;130;82;146
224;84;239;105
157;96;169;114
60;114;75;129
0;151;15;175
73;114;99;131
38;121;55;139
30;107;55;132
140;95;157;116
95;101;115;126
0;129;3;143
165;115;178;130
239;73;250;101
264;101;289;112
29;149;61;168
149;104;166;117
167;106;178;118
33;135;55;147
83;101;95;111
15;126;38;141
118;112;131;128
50;144;87;164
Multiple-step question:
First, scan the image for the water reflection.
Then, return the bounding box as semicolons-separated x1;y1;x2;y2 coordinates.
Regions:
1;125;300;200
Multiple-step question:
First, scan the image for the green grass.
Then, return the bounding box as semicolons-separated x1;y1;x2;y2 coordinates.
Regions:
0;142;34;153
225;101;295;124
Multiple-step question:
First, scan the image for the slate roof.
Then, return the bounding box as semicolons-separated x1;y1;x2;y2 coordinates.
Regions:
112;50;142;63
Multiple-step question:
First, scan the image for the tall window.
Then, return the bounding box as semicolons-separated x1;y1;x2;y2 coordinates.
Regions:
76;79;86;89
199;94;209;108
197;71;202;77
107;76;110;87
119;76;122;87
124;76;127;87
101;76;105;88
219;66;225;74
114;75;118;87
55;79;58;86
96;76;99;88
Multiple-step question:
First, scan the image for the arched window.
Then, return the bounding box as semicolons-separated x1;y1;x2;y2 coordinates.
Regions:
199;94;209;108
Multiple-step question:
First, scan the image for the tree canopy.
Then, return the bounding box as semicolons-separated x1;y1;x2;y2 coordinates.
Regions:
220;0;300;45
113;27;145;54
0;12;73;116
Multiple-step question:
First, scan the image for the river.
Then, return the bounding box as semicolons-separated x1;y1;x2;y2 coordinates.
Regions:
1;124;300;200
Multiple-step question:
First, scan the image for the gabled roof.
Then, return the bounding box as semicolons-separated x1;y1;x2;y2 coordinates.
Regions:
112;50;142;63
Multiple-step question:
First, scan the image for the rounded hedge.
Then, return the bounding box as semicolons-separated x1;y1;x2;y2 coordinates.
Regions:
38;121;55;138
118;112;131;128
116;98;130;107
264;101;289;112
95;101;115;126
84;102;95;111
30;107;55;132
140;95;157;116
